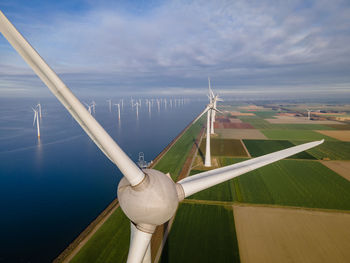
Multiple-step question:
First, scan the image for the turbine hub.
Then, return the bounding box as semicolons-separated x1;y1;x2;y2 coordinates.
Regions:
117;169;179;226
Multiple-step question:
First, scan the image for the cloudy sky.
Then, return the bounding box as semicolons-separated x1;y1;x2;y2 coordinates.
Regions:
0;0;350;98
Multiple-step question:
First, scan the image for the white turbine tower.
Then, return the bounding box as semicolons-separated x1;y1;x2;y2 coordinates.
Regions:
32;107;40;138
0;11;325;263
37;102;42;118
121;99;124;109
307;109;311;120
107;99;112;112
115;104;121;120
134;102;140;119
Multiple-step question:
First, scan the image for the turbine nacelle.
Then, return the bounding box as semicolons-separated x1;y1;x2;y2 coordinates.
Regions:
118;169;180;231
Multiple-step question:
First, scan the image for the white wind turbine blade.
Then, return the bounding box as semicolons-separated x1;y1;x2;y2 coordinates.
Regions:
178;140;324;198
0;11;145;186
127;224;153;263
193;105;210;124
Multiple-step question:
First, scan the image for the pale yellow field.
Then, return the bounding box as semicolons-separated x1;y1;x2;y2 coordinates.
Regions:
316;130;350;141
266;116;343;124
320;161;350;181
234;205;350;263
216;129;267;139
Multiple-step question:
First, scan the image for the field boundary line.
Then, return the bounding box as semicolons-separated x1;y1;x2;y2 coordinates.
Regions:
240;139;251;157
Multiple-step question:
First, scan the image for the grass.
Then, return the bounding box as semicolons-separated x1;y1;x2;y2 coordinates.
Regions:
292;141;350;160
160;203;240;263
187;159;350;210
153;117;204;180
231;159;350;210
70;207;130;263
243;139;316;159
199;138;248;157
249;111;278;119
261;129;337;141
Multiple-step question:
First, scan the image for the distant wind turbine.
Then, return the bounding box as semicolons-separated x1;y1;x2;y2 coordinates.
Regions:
0;12;325;263
37;102;42;118
32;107;40;138
115;103;121;120
107;99;112;112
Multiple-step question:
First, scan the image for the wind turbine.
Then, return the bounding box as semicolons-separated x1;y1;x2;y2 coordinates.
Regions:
114;103;121;120
0;11;324;263
37;102;42;118
84;102;92;114
91;101;96;114
133;102;140;119
307;109;311;120
107;99;112;112
32;107;40;138
208;77;223;134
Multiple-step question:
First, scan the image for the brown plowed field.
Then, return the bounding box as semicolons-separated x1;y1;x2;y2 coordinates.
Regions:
316;130;350;141
214;122;254;129
216;129;267;139
199;138;248;157
234;205;350;263
320;161;350;181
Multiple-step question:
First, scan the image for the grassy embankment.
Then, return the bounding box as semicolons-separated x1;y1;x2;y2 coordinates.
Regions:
153;117;204;181
65;117;205;263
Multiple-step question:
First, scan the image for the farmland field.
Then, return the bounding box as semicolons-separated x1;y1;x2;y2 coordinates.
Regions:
316;130;350;141
261;129;337;141
70;207;129;263
230;159;350;210
321;161;350;181
243;139;316;159
239;117;336;130
216;129;267;139
292;141;350;160
153;117;204;180
188;158;350;209
160;203;240;263
199;138;248;157
234;205;350;263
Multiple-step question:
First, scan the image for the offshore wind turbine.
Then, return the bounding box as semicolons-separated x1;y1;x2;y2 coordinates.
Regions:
115;103;121;120
107;99;112;112
32;107;40;138
37;102;42;118
0;11;324;263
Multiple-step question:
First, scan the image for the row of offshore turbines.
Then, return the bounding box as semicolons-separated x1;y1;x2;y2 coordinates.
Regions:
30;97;189;139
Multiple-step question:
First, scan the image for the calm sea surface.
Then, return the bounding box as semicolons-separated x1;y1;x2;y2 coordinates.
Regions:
0;97;203;262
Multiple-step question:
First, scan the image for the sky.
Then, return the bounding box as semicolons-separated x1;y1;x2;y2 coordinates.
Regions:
0;0;350;98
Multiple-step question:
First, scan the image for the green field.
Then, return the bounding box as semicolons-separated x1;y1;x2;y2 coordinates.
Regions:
243;139;316;159
325;124;350;130
261;129;337;141
292;141;350;160
160;203;240;263
187;159;350;210
70;207;129;263
248;111;277;119
199;138;248;157
154;117;204;180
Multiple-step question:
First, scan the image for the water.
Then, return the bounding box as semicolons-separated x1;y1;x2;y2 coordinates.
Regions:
0;97;204;262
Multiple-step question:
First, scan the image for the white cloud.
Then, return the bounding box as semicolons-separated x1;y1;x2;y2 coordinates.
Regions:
1;0;350;96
